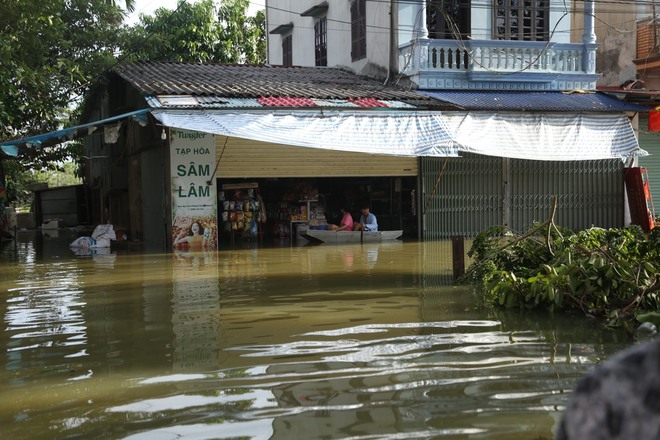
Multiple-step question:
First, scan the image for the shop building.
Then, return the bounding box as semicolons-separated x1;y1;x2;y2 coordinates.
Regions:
81;62;460;249
69;61;645;250
262;0;654;237
1;2;652;247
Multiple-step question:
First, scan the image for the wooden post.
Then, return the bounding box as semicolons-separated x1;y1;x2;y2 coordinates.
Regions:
451;235;465;279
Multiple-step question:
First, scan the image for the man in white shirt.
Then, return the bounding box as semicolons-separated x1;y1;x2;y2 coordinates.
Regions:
353;205;378;231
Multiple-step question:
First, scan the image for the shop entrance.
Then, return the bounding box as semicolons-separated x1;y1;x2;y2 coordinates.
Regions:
216;176;417;245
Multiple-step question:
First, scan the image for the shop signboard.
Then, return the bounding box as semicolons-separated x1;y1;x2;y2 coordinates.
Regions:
170;129;217;249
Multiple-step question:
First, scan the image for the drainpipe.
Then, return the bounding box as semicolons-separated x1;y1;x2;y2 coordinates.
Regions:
582;0;597;74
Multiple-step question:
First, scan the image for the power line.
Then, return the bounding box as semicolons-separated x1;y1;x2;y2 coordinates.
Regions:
66;0;646;108
265;0;644;38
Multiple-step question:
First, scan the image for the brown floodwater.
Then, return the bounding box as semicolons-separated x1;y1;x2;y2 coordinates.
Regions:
0;229;634;440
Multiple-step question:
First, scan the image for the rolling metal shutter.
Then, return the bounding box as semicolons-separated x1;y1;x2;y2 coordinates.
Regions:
214;135;418;178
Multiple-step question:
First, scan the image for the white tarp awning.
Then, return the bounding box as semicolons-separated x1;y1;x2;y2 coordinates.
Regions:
153;109;459;157
451;112;646;161
151;109;647;161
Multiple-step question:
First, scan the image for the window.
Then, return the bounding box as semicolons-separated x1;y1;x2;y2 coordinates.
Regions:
315;17;328;66
494;0;549;41
427;0;471;40
282;34;292;66
350;0;366;61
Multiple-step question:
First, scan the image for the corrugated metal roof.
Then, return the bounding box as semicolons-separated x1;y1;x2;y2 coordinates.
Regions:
257;96;316;107
145;95;417;110
311;99;359;108
115;62;445;107
145;96;266;109
381;101;415;109
419;90;650;112
347;97;389;108
220;98;268;108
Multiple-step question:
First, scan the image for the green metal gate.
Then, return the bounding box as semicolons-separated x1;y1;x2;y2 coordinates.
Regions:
421;154;624;239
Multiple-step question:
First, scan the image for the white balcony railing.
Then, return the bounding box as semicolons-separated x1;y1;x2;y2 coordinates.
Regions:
399;39;599;91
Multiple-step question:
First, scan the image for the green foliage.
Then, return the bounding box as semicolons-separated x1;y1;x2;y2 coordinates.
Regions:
3;160;82;211
1;0;264;205
1;0;264;158
462;224;660;326
2;161;38;209
0;0;127;168
120;0;265;64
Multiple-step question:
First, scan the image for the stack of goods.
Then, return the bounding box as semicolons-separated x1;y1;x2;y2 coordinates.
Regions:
220;188;259;235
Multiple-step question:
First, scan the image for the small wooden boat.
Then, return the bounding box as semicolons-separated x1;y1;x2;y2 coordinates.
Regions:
302;229;403;244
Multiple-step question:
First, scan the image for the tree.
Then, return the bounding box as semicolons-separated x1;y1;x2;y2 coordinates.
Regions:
0;0;265;227
0;0;131;233
217;0;266;64
109;0;135;12
120;0;265;64
0;0;264;165
0;0;129;165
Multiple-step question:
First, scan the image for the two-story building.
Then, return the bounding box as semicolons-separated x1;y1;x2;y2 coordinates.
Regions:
264;0;648;238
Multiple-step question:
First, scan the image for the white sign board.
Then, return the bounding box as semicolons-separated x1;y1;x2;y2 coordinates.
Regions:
170;129;217;249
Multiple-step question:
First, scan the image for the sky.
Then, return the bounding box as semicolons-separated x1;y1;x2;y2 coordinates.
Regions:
127;0;264;24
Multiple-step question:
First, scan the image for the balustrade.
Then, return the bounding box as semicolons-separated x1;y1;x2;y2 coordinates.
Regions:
399;38;598;90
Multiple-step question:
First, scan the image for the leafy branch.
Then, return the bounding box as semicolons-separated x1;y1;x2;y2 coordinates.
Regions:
461;197;660;329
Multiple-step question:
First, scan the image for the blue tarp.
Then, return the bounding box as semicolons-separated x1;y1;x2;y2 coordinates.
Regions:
0;109;150;157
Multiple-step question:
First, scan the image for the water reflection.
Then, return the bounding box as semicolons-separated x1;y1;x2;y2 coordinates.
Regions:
0;231;634;440
172;250;221;371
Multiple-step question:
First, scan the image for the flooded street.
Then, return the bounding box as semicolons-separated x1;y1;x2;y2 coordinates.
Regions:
0;230;633;440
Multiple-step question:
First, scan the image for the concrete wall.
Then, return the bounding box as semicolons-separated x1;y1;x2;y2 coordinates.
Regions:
594;3;637;87
266;0;391;78
16;212;36;229
570;1;637;87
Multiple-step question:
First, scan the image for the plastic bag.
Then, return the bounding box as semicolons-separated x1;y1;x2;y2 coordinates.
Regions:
70;236;95;249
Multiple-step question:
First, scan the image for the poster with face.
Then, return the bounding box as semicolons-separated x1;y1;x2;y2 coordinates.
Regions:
170;129;217;249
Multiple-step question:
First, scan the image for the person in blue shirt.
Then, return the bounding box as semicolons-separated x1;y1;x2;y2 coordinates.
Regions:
353;205;378;231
